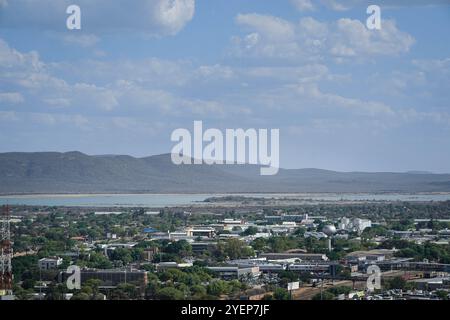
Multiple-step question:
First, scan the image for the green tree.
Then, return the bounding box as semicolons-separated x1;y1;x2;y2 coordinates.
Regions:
87;252;113;269
110;283;140;300
207;280;229;297
327;286;352;295
110;248;133;265
251;238;267;251
155;287;185;300
273;288;290;300
242;226;258;236
224;239;254;259
190;284;207;298
312;291;335;300
385;276;406;290
165;240;192;257
21;278;36;290
436;290;449;300
71;292;91;300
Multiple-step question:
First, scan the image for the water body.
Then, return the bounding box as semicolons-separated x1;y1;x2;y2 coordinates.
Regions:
0;193;450;207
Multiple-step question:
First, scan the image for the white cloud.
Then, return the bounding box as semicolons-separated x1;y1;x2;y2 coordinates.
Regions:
149;0;195;36
180;99;226;117
241;64;329;83
412;58;450;73
0;0;196;37
0;92;24;104
294;83;395;116
290;0;315;11
62;34;100;48
0;37;242;119
0;111;18;122
42;98;71;108
232;15;415;60
319;0;450;11
72;83;119;111
49;58;190;88
0;111;90;129
197;65;235;80
236;14;296;42
0;38;118;112
232;14;301;60
320;0;354;11
331;18;415;57
0;38;42;70
400;109;450;126
0;33;446;147
367;58;450;99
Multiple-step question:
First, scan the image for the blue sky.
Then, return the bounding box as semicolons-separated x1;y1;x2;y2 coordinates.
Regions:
0;0;450;172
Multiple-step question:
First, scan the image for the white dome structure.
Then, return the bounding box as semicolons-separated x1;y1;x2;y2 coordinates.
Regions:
322;225;337;237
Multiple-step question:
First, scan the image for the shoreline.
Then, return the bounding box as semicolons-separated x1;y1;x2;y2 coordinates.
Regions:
1;192;450;209
2;191;450;198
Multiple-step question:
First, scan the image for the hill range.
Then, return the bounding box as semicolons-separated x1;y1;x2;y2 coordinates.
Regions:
1;151;450;194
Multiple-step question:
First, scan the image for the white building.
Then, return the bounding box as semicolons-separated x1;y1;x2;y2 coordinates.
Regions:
207;266;261;279
353;218;372;233
38;257;63;270
145;211;160;216
169;231;191;241
223;219;244;225
156;262;193;271
94;212;122;215
222;219;246;232
338;217;351;230
185;226;215;238
338;217;372;234
106;232;117;239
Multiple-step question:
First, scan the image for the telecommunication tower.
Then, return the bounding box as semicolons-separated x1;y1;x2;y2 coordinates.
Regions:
0;205;13;296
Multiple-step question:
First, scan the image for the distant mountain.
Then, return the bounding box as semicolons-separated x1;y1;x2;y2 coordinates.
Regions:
405;171;433;175
1;151;450;194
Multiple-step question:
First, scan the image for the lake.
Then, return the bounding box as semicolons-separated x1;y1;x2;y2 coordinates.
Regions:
0;193;450;207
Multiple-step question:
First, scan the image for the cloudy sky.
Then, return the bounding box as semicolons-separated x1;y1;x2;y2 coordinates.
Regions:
1;0;450;172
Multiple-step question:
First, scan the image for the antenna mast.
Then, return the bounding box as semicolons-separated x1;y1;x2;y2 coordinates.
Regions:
0;205;13;296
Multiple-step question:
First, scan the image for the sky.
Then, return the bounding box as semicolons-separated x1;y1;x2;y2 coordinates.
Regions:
0;0;450;172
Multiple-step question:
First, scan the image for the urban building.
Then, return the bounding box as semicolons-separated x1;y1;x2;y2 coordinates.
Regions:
38;257;63;270
259;253;328;262
207;266;260;280
59;268;148;288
